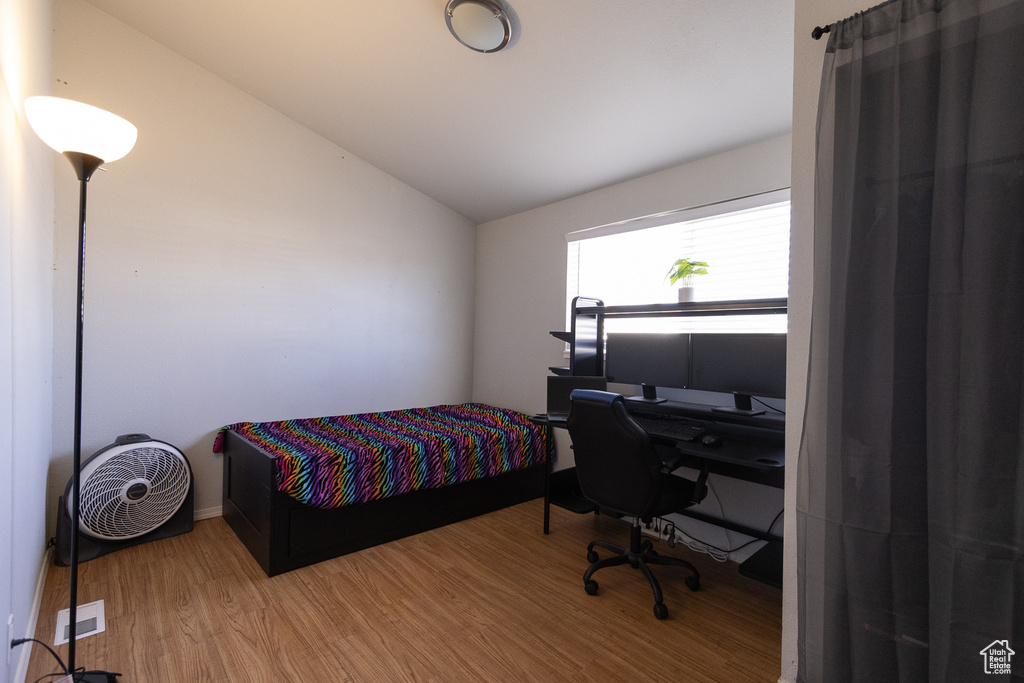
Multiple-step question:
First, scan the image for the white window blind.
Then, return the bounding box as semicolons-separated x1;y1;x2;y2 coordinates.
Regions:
566;190;790;333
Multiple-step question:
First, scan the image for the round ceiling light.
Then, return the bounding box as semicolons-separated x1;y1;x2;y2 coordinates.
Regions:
446;0;512;53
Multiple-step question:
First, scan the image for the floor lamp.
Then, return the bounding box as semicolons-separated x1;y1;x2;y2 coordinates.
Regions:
24;96;137;683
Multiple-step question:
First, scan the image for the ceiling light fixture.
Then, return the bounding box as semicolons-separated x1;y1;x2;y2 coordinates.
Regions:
445;0;517;53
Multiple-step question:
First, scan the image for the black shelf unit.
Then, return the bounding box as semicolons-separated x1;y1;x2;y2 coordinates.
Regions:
549;296;605;376
575;296;788;319
551;297;788;377
546;297;790;476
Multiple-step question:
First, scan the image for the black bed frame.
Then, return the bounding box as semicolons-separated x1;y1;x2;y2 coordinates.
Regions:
221;429;546;576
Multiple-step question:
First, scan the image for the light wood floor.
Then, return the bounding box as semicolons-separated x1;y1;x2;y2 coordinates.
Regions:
27;499;781;682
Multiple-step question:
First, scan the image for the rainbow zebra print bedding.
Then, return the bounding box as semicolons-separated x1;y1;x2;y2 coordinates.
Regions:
214;403;547;509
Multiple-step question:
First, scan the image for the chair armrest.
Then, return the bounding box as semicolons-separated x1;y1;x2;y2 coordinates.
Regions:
692;462;710;504
661;453;709;505
660;450;685;472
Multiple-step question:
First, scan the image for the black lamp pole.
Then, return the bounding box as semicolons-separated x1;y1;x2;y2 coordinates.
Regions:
25;95;134;683
64;151;104;678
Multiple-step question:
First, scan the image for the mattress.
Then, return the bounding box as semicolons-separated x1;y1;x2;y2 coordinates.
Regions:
214;403;547;509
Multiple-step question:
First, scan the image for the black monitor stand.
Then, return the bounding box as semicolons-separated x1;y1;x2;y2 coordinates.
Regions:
625;383;667;404
710;391;765;416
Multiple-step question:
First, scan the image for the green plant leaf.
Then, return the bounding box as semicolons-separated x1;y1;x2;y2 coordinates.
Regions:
665;258;710;285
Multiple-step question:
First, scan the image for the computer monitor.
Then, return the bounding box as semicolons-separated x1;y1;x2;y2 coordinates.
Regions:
689;333;787;414
604;333;690;403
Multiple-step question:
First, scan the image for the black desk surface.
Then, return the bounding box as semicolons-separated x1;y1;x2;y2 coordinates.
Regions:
622;397;785;431
537;398;785;473
628;401;784;471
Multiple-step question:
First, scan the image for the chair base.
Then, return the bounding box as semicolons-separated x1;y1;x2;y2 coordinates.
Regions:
582;517;700;619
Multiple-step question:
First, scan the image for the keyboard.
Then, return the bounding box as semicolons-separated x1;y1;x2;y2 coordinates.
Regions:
633;415;706;442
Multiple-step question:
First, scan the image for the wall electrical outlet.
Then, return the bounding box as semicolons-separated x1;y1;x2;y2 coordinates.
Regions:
6;613;14;670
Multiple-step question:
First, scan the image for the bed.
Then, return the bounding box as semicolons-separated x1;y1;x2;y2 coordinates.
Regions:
215;403;549;576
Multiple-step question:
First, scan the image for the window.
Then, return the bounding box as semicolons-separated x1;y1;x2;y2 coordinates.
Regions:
566;189;790;333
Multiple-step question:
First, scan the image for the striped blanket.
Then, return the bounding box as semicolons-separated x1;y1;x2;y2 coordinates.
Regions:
214;403;547;509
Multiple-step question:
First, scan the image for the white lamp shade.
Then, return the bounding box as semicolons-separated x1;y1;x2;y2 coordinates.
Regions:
24;96;137;163
447;0;510;52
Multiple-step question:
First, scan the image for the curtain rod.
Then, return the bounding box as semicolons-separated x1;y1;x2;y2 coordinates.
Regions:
813;0;897;40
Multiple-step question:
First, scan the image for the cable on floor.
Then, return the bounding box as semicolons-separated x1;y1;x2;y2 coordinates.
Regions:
11;638;121;682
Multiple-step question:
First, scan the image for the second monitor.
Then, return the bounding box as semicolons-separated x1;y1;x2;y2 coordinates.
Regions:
604;332;787;413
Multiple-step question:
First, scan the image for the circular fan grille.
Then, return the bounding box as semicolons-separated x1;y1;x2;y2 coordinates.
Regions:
75;444;191;540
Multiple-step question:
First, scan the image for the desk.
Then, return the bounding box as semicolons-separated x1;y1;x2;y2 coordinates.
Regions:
531;400;785;586
545;297;788;586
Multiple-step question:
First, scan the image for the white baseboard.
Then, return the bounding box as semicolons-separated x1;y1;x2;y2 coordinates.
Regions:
14;546;52;683
193;505;221;521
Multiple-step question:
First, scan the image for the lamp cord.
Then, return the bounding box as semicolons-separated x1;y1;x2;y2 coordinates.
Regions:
11;638;121;682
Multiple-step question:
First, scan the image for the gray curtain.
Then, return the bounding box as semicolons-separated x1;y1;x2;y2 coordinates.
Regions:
799;0;1024;680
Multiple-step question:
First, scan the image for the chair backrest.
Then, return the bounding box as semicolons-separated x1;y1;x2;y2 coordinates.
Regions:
566;389;665;518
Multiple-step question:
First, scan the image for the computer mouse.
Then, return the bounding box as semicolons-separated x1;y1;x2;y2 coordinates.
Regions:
701;434;722;447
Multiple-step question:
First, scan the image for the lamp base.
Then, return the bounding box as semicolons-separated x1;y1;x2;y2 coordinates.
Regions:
55;673;120;682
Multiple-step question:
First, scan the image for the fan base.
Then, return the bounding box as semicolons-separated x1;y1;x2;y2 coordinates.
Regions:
54;490;193;566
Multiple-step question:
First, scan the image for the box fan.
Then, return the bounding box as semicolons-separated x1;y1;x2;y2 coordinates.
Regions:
56;433;194;565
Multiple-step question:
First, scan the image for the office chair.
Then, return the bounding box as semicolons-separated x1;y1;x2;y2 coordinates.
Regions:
567;389;708;619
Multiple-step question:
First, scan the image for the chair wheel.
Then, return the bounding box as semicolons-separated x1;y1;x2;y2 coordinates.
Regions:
654;602;669;619
685;575;701;591
585;580;599;595
587;550;599;563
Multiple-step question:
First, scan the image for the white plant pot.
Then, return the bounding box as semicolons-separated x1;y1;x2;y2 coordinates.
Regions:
677;286;696;303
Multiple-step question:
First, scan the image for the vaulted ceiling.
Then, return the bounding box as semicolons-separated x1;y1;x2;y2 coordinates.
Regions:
83;0;795;224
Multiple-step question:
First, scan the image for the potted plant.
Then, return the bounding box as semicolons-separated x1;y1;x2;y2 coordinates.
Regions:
665;258;709;302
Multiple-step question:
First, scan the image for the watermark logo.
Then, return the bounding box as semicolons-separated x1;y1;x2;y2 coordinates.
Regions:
980;640;1014;675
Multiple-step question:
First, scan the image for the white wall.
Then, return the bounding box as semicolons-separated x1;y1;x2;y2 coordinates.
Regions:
48;0;479;522
1;0;54;680
473;133;792;433
0;2;883;681
782;2;865;681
